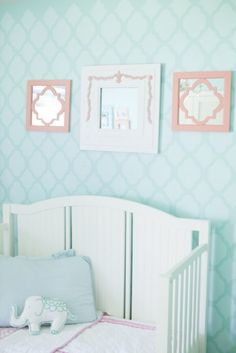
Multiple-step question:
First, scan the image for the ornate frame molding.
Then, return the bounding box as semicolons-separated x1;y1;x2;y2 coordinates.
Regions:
80;64;161;153
86;71;153;123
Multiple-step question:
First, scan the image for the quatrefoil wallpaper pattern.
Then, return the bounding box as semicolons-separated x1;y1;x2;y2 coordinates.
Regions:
0;0;236;352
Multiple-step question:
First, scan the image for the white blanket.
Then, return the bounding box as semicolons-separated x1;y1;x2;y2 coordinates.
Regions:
0;314;157;353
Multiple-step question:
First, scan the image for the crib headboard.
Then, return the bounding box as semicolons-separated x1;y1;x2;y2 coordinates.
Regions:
1;196;209;324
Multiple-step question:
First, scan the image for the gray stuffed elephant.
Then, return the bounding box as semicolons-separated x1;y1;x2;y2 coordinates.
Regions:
10;295;74;335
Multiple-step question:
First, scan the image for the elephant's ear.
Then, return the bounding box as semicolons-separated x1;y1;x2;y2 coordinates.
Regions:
34;298;44;316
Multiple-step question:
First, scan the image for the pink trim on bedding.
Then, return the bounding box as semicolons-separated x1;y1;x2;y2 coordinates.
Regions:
51;314;104;353
101;316;156;331
52;314;156;353
0;328;18;340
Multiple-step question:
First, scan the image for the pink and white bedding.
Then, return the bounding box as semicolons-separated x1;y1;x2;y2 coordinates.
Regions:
0;313;157;353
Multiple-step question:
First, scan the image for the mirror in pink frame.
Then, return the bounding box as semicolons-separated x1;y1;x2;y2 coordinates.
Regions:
172;71;231;132
26;80;71;132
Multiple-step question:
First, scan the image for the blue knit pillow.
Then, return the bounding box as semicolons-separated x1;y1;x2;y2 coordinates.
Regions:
0;254;97;327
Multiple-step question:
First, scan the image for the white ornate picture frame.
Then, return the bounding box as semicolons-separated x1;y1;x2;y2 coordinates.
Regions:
80;64;161;153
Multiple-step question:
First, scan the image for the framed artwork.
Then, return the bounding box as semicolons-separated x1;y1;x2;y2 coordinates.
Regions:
172;71;231;132
26;80;71;132
80;64;161;153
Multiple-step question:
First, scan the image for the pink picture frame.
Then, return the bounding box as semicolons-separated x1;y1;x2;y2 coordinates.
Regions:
172;71;231;132
26;80;71;132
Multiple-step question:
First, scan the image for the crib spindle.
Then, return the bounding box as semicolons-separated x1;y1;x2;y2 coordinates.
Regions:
160;244;208;353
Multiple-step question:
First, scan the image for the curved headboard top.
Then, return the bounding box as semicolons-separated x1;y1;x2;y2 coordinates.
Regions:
2;195;209;323
5;195;171;214
3;195;208;231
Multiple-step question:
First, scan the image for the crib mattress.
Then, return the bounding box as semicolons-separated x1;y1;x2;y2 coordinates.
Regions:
0;313;156;353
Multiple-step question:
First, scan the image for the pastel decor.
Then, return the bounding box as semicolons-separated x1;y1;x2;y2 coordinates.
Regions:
26;80;71;132
80;64;161;153
172;71;231;131
10;296;74;335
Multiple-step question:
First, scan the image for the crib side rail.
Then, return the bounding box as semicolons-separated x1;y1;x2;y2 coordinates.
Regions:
157;244;208;353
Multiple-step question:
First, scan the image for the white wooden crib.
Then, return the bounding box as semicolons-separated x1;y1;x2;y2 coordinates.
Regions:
0;196;209;353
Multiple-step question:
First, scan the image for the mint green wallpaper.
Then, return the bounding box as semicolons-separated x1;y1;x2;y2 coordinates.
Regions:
0;0;235;352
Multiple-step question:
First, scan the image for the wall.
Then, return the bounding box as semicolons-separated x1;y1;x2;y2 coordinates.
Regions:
0;0;235;352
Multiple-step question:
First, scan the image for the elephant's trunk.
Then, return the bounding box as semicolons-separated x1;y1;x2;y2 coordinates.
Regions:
10;305;27;328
